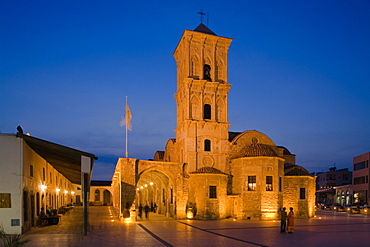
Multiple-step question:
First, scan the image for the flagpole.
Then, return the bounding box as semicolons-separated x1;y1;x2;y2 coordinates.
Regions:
125;96;128;158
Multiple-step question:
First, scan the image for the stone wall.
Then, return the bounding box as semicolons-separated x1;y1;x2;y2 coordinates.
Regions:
283;175;316;218
188;173;228;219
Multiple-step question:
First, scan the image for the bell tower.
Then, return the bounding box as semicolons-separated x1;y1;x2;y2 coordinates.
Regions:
173;24;233;172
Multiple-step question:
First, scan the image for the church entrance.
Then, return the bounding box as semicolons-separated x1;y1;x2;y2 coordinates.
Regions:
136;170;174;218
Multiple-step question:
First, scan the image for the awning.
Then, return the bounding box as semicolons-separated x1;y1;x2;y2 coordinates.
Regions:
16;133;97;184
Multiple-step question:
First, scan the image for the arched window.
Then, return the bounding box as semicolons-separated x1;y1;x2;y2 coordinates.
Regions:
182;163;188;175
94;189;100;201
204;104;211;120
203;64;212;81
204;139;211;151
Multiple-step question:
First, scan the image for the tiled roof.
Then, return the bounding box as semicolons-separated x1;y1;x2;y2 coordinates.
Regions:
190;166;227;175
284;164;313;176
242;143;279;157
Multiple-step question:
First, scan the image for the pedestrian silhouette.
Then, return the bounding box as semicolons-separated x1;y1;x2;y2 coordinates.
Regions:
138;204;143;220
144;204;150;219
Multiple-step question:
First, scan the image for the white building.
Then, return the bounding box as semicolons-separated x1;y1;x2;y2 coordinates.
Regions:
0;132;96;234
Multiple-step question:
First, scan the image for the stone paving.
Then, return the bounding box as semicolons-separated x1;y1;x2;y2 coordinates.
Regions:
23;206;370;246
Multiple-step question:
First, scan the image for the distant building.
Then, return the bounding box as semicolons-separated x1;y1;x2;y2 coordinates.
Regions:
316;167;352;190
353;152;370;204
90;180;112;206
0;133;96;234
334;185;353;206
315;167;352;203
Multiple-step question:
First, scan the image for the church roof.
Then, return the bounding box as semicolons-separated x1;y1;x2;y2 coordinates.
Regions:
229;131;241;142
242;142;279;157
194;23;216;35
190;166;227;175
277;146;293;155
284;164;314;176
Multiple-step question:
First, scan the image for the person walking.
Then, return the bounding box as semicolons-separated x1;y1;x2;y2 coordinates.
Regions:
280;207;287;233
287;207;294;233
138;204;143;220
144;204;150;219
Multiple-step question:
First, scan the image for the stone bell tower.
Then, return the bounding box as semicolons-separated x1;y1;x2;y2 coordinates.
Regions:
173;23;233;173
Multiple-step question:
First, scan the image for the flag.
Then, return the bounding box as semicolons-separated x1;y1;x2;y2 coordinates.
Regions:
120;101;132;130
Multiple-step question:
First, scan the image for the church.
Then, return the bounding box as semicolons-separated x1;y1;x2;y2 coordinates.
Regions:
112;23;316;221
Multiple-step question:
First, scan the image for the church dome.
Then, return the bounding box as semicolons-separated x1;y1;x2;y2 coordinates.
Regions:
284;164;313;176
229;130;282;159
190;166;227;175
242;138;279;157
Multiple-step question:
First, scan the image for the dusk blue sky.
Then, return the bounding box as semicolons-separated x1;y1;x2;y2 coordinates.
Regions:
1;1;369;180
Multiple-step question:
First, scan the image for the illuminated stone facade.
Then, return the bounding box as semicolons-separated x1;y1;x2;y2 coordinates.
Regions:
112;24;316;220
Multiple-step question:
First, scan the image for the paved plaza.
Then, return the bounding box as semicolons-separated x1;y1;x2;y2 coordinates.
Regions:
23;206;370;246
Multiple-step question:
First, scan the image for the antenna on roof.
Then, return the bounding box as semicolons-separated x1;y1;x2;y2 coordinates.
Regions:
198;9;206;23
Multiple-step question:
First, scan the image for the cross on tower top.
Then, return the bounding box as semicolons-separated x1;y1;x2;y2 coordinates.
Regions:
198;9;206;23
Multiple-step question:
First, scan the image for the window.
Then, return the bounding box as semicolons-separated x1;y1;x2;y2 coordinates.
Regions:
248;176;256;191
354;161;368;171
209;186;217;198
300;188;306;199
30;165;34;177
204;104;211;120
266;176;273;191
279;177;282;192
94;189;100;201
42;168;45;181
50;172;52;183
354;176;369;185
0;193;11;208
170;187;173;204
204;139;211;151
182;163;188;175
